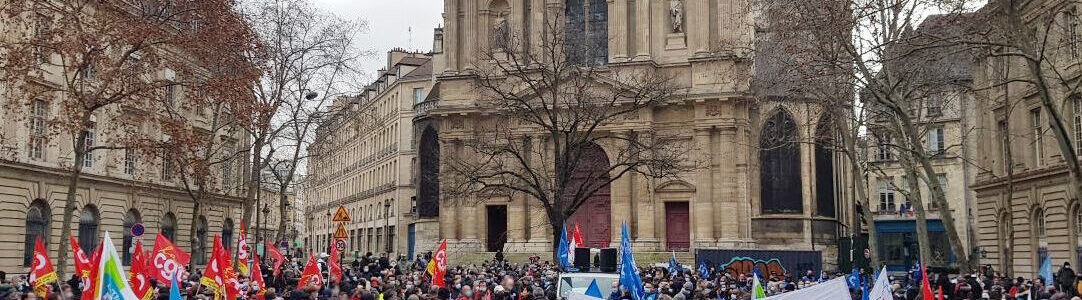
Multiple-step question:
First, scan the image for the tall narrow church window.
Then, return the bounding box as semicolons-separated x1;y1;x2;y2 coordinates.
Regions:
565;0;608;66
814;116;836;217
760;109;803;214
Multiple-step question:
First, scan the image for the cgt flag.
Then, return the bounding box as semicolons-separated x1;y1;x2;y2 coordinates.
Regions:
328;244;343;283
152;233;190;284
251;253;267;300
236;224;251;276
431;240;448;288
296;252;323;289
129;241;155;300
29;237;57;297
266;241;285;277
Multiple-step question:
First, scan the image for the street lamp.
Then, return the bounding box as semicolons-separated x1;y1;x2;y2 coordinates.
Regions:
384;200;391;254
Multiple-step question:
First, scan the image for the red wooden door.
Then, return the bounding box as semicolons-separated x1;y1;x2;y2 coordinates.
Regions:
570;193;611;248
666;202;690;251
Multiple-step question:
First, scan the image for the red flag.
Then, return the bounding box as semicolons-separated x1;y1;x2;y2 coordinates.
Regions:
432;240;448;288
81;243;102;300
29;237;57;297
572;224;585;247
152;233;190;283
920;264;934;300
130;241;155;300
251;253;267;300
936;286;943;300
69;235;92;277
328;244;343;283
296;253;323;289
236;224;251;276
201;236;238;300
266;242;285;277
218;239;240;300
68;235;93;297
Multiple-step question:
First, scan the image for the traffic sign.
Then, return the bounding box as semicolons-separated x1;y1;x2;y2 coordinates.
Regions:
335;239;346;251
132;223;145;237
333;223;349;239
332;206;351;222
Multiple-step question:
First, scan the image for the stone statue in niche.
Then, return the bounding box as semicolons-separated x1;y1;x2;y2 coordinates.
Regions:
670;0;683;33
492;14;510;51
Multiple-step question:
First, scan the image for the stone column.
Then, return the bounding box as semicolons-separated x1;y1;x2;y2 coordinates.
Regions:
717;128;739;241
445;0;459;73
506;193;528;251
530;0;545;55
688;0;711;55
464;0;478;70
611;154;632;247
611;0;629;61
633;171;659;251
693;129;715;247
635;0;651;59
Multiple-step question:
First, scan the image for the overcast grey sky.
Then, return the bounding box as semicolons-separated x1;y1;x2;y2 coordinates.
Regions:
312;0;444;80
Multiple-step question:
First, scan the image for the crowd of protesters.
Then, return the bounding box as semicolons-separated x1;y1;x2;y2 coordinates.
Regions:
7;251;1082;299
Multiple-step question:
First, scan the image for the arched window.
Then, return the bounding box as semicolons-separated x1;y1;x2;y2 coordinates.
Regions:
161;212;177;242
123;209;141;265
78;205;100;253
417;126;440;218
193;216;208;265
222;218;234;251
1034;207;1048;269
565;0;608;66
760;109;803;214
814;116;836;217
24;199;50;266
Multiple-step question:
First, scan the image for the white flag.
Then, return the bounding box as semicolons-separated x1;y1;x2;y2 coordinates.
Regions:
867;266;892;300
761;276;851;300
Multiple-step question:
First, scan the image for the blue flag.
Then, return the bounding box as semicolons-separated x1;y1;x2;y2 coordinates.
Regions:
861;281;870;300
846;267;860;290
169;271;183;300
586;279;604;298
557;223;571;269
668;251;682;275
699;261;710;280
1040;255;1053;285
619;223;645;300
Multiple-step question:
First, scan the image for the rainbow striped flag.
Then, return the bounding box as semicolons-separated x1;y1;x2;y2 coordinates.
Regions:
92;232;140;300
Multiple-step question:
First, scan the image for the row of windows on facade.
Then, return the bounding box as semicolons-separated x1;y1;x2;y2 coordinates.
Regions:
990;99;1082;174
318;159;401;205
876;174;949;212
318;122;402;181
315;199;397;226
873;126;947;161
996;205;1082;273
21;200;239;267
25;100;238;188
313;225;396;254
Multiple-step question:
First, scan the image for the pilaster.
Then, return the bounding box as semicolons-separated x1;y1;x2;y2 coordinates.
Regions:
444;0;459;73
693;129;716;247
688;0;711;56
634;0;651;60
611;0;629;61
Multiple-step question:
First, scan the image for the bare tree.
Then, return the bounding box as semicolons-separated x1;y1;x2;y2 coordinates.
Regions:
241;0;368;242
442;17;692;262
0;0;258;276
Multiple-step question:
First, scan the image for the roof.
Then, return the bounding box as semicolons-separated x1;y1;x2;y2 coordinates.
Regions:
400;59;433;81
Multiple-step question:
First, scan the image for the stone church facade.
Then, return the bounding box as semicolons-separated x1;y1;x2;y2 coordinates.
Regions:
413;0;856;265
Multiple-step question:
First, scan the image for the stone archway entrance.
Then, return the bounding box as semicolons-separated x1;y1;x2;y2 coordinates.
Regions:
566;143;612;248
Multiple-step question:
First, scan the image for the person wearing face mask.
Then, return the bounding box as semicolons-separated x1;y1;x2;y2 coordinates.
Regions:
642;283;659;300
456;285;473;300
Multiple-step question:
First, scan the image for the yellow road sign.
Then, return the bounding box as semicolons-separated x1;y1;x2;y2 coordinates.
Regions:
332;205;351;222
334;223;348;239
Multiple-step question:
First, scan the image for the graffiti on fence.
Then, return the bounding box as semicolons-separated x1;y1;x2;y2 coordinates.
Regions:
720;256;787;276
